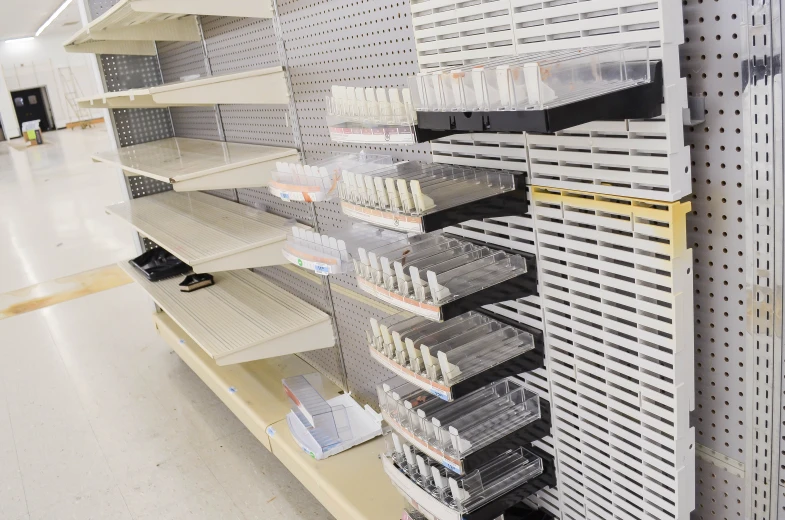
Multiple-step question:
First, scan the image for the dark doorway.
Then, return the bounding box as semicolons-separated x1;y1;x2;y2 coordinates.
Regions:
11;87;55;133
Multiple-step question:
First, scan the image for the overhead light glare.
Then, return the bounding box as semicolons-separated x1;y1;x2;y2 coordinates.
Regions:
36;0;74;37
5;37;35;44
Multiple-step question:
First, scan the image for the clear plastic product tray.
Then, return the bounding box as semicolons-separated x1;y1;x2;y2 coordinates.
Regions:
283;373;383;459
409;43;651;112
269;152;393;202
338;162;522;233
377;376;540;474
282;224;405;276
355;231;530;321
367;310;536;400
327;86;418;145
382;430;543;517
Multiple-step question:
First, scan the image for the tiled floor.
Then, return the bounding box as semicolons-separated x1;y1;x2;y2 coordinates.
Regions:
0;129;334;519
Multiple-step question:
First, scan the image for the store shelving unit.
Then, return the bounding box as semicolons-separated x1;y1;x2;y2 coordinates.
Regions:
106;191;293;273
77;68;289;108
123;266;334;365
65;0;272;55
92;137;298;192
153;312;405;519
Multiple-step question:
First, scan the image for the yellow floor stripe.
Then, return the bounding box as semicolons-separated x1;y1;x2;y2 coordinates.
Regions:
0;264;132;320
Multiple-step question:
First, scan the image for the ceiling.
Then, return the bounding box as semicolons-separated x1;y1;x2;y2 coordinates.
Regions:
0;0;81;40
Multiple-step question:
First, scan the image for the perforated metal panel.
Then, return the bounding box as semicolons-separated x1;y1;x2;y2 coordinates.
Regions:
276;0;432;164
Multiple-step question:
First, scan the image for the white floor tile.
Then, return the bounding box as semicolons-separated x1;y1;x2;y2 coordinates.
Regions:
134;490;246;520
28;486;132;520
0;126;136;294
0;383;28;520
197;430;335;520
117;451;221;518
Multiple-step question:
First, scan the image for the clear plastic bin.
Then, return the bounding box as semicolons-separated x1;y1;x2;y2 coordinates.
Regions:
269;152;393;202
379;376;540;461
368;310;536;395
338;162;519;232
326;86;418;145
409;43;651;112
355;231;528;319
383;430;543;514
282;224;405;276
284;373;353;450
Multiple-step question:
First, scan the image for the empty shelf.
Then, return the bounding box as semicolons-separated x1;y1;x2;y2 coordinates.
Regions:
78;68;289;108
123;265;334;365
107;191;292;273
92;137;299;191
65;0;271;55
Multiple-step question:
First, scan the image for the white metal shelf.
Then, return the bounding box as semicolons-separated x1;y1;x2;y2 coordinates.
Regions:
123;265;334;365
65;0;272;55
107;191;293;273
78;68;289;108
92;137;299;192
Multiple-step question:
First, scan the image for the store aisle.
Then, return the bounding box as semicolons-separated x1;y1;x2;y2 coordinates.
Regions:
0;126;136;294
0;129;334;520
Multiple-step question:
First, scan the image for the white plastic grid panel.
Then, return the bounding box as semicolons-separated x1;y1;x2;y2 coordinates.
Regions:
409;0;516;68
531;187;695;520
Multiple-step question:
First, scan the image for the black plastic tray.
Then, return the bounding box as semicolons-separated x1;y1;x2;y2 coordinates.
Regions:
415;61;664;137
129;247;192;282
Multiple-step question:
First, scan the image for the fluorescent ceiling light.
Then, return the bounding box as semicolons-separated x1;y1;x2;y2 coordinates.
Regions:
36;0;74;37
5;37;35;43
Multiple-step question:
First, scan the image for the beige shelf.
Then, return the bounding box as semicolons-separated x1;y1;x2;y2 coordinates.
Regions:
78;68;289;109
152;311;405;519
92;137;299;192
107;191;292;273
125;267;334;365
65;0;271;55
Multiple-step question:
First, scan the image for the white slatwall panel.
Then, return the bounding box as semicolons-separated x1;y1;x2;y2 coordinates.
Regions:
531;187;695;520
410;0;517;68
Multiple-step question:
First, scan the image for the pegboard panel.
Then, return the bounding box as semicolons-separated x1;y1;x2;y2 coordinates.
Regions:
680;0;747;468
330;289;398;407
276;0;432;164
100;54;166;91
202;16;281;73
156;41;208;83
219;105;297;147
692;459;745;520
236;187;316;226
112;108;174;148
253;265;346;391
169;106;222;140
531;187;695;520
126;175;173;198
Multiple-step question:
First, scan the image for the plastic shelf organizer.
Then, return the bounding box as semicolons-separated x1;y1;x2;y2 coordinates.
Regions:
367;310;543;401
339;162;528;233
282;225;404;276
269;153;393;203
78;68;289;109
410;44;663;135
107;191;294;273
377;376;546;475
64;0;273;56
283;373;383;460
92;137;299;192
355;231;537;321
119;266;335;365
382;433;552;520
